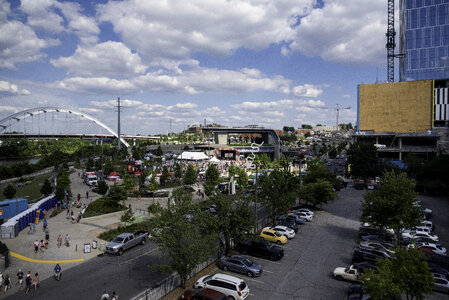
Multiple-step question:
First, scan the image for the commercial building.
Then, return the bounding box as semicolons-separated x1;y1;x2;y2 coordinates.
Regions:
399;0;449;81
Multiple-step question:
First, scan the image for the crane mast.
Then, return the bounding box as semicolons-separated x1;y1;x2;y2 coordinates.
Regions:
386;0;396;83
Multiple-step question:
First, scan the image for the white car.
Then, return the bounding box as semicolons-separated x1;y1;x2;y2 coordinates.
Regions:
407;242;447;256
295;211;313;222
294;208;314;216
420;220;434;232
194;273;249;300
402;226;432;234
402;231;439;242
333;265;361;282
268;225;295;239
359;241;395;254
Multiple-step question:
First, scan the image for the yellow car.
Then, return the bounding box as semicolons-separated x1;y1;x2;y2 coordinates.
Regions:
259;229;287;245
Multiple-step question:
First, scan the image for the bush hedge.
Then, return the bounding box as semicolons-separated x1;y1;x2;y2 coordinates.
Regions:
83;197;125;218
98;220;152;241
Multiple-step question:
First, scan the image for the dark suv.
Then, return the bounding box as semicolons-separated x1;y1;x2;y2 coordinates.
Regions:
279;219;298;233
352;247;387;264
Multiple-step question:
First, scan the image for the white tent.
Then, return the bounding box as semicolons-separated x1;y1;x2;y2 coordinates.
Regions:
209;156;220;163
177;151;209;160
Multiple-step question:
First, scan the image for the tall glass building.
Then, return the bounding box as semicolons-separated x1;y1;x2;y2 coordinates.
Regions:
400;0;449;81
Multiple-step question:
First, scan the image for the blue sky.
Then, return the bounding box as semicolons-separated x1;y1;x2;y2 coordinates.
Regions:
0;0;390;135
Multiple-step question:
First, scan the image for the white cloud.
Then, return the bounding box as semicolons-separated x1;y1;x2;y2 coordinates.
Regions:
51;41;147;77
0;20;59;69
20;0;64;33
287;0;385;65
98;0;315;65
292;84;323;98
0;81;31;95
55;77;137;95
232;99;294;111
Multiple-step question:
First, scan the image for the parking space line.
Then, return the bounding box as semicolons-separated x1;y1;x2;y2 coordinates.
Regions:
262;270;273;273
247;278;264;284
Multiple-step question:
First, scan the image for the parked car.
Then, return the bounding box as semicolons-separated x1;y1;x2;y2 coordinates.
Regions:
193;273;250;300
218;255;262;277
105;231;149;256
353;262;377;273
420;220;434;232
429;264;449;278
179;288;227;300
432;273;449;294
415;243;447;256
402;231;439;242
360;235;393;247
278;214;305;225
359;227;394;239
267;225;295;239
236;240;284;261
287;213;307;224
403;236;442;247
259;229;287;245
359;241;394;254
333;265;362;282
278;219;298;233
402;226;432;234
352;248;388;264
293;208;314;216
294;211;313;222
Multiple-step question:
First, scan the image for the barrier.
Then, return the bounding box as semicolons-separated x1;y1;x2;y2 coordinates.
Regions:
1;195;57;239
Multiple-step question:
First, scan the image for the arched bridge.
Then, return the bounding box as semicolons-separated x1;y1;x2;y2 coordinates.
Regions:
0;107;131;148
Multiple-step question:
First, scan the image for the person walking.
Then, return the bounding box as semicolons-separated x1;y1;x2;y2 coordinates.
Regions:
32;273;39;291
86;191;89;199
57;234;62;248
40;240;45;253
25;272;32;294
0;272;3;293
111;291;119;300
43;219;47;231
33;240;39;254
16;269;24;288
45;228;49;240
101;291;109;300
3;274;10;293
65;234;71;247
32;223;36;233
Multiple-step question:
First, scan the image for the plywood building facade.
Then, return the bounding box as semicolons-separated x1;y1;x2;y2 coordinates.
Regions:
358;80;433;133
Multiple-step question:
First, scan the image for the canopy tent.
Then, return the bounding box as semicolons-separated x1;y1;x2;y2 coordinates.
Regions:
209;156;220;163
177;151;209;160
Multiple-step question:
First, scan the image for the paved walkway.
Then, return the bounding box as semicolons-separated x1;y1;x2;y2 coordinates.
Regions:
0;169;175;298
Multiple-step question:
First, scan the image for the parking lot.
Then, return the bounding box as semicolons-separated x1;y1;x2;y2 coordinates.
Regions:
198;189;449;299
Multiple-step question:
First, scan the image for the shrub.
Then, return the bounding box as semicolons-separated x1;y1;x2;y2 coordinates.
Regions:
98;220;152;241
83;197;125;218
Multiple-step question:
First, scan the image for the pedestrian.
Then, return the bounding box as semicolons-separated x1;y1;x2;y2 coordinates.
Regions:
45;228;49;240
86;191;89;199
3;274;10;292
32;273;39;291
32;223;36;233
101;291;109;300
57;234;62;248
111;291;118;300
16;269;24;288
33;240;39;254
28;223;33;235
40;240;45;253
43;219;47;230
44;239;49;249
43;209;47;219
25;272;32;294
77;193;81;201
0;272;3;292
65;234;71;247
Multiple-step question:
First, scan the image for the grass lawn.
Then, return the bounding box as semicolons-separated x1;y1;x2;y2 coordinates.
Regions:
0;175;50;202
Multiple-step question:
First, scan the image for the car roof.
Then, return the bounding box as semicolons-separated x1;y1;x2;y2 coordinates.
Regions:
262;229;276;234
117;233;131;238
211;273;244;284
195;288;227;298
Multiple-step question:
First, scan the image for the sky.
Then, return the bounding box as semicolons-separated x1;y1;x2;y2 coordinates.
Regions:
0;0;391;136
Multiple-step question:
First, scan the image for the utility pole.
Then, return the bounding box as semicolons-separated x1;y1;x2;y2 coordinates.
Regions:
117;97;121;151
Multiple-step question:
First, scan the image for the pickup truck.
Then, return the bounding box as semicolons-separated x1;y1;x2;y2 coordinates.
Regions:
236;240;284;261
333;265;362;282
106;230;149;256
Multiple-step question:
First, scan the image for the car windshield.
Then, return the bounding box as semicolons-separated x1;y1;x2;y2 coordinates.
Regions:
274;232;282;237
242;258;253;267
112;237;124;243
203;275;213;282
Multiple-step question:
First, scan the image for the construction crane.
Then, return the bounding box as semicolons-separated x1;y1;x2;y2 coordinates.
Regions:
386;0;405;82
304;104;351;128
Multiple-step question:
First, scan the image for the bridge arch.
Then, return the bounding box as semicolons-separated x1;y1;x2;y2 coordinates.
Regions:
0;107;130;148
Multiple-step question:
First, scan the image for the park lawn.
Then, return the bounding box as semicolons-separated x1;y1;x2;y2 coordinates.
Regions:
0;175;50;202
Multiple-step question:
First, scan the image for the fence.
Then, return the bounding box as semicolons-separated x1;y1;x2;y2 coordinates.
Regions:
0;241;9;271
0;167;54;186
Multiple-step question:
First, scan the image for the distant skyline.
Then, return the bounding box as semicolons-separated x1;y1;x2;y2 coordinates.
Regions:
1;0;391;135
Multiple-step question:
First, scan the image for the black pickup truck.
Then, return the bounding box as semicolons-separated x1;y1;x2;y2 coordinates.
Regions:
236;240;284;261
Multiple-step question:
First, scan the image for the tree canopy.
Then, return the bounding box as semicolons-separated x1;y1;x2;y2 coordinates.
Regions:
347;141;379;179
183;164;197;185
40;179;53;196
301;180;336;208
361;171;421;243
3;184;16;199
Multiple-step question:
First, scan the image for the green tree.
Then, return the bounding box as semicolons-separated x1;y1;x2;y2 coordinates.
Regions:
55;186;65;202
155;145;163;156
103;159;114;176
210;193;254;255
204;164;220;196
86;157;95;170
174;163;183;179
149;187;216;288
3;184;16;199
258;169;300;226
303;160;340;190
123;173;135;191
362;246;434;300
328;147;337;159
301;180;336;208
347;141;379;179
57;170;71;189
183;164;197;185
160;166;170;186
107;185;127;203
97;180;109;196
40;179;53;196
301;124;313;129
361;171;421;243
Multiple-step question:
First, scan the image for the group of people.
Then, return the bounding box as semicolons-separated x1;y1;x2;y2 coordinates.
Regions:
101;290;119;300
0;270;40;294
